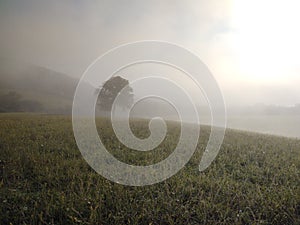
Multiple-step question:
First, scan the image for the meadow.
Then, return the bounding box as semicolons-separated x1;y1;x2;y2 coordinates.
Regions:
0;113;299;224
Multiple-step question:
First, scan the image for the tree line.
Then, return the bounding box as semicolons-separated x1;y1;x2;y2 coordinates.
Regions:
0;91;43;112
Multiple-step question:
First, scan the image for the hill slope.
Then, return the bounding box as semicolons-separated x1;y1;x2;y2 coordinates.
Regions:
0;59;79;113
0;113;299;224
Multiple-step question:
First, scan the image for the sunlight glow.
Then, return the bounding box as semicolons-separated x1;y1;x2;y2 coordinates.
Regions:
231;0;300;83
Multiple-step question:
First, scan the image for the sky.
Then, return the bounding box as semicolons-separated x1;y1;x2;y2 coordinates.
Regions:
0;0;300;106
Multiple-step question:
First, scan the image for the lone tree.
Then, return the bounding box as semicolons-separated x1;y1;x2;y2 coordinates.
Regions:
96;76;134;112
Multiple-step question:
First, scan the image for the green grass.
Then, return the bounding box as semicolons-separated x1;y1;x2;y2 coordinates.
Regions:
0;113;299;224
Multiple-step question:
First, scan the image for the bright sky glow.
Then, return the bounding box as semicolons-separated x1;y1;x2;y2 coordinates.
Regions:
231;0;300;83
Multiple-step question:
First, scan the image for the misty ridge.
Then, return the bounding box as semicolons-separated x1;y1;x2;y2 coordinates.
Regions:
1;59;300;117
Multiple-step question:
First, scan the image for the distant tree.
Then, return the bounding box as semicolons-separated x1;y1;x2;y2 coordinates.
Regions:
0;91;22;112
96;76;134;112
0;91;43;113
19;99;43;112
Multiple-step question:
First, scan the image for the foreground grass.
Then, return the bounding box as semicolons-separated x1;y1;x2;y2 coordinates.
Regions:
0;113;299;224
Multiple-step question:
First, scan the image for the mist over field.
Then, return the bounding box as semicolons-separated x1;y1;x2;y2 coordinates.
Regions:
0;58;299;137
1;0;300;138
0;1;300;224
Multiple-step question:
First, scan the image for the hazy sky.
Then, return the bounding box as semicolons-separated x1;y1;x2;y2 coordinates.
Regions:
0;0;300;106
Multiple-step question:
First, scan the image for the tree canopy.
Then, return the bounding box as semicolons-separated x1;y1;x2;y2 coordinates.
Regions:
97;76;134;111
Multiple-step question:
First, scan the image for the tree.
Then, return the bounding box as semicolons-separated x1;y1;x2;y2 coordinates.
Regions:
0;91;22;112
0;91;44;113
96;76;134;112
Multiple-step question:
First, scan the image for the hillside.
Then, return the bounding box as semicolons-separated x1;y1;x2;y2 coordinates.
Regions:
0;113;299;224
0;59;78;113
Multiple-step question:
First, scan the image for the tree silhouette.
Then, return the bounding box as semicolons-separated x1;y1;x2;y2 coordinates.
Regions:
97;76;134;112
0;91;43;112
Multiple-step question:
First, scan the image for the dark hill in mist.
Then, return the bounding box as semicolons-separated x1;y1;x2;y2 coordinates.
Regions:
0;59;78;113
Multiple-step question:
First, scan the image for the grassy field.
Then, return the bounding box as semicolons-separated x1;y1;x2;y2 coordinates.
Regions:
0;113;299;224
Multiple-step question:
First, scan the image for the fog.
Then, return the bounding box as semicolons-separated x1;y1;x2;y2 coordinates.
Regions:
1;0;300;137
